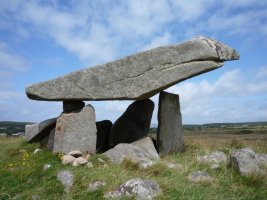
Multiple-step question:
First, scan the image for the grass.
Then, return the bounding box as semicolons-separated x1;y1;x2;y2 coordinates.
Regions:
0;132;266;200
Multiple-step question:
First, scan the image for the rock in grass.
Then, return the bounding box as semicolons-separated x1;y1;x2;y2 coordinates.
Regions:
230;148;267;176
109;99;154;148
57;170;74;193
104;178;161;199
72;157;88;167
104;137;160;169
87;180;106;191
33;148;42;154
26;37;239;101
61;155;75;165
53;105;97;154
67;150;83;158
43;164;52;171
197;151;227;169
188;171;213;182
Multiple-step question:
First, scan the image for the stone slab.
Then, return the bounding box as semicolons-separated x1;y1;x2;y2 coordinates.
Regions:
26;36;239;101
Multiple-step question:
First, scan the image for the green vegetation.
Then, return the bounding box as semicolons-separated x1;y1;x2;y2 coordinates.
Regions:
0;128;266;200
0;121;32;135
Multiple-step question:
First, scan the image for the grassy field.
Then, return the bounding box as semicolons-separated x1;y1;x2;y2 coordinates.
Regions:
0;127;266;200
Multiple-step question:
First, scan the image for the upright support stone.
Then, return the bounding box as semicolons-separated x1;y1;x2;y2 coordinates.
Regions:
157;91;185;155
53;105;97;154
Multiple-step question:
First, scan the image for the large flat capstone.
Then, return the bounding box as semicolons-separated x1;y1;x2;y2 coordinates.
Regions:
26;36;239;101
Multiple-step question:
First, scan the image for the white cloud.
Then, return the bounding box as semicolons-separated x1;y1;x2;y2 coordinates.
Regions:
141;32;172;51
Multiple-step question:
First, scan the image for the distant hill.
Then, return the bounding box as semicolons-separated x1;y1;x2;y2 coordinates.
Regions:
0;121;33;135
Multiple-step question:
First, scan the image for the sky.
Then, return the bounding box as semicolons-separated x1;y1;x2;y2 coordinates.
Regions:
0;0;267;124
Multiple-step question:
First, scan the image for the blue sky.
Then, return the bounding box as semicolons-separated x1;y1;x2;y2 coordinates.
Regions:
0;0;267;124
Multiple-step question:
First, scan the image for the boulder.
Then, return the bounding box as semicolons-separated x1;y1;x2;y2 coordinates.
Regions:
26;37;239;101
57;170;74;193
230;148;267;176
96;120;112;153
25;118;56;142
104;178;161;199
63;100;85;113
157;92;184;155
109;99;154;148
188;171;213;182
53;105;97;154
104;137;160;169
197;151;227;169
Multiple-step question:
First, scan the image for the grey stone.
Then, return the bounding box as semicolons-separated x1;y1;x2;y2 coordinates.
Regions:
197;151;227;169
72;157;88;167
25;118;56;142
67;150;83;157
57;170;74;193
104;137;160;169
163;161;182;170
87;180;106;191
104;178;161;200
63;100;85;113
53;105;97;154
26;36;239;101
157;91;184;155
109;99;154;148
230;148;267;176
96;120;112;153
61;155;75;165
46;128;55;150
188;171;213;182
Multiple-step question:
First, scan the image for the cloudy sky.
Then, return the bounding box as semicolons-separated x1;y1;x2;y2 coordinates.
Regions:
0;0;267;124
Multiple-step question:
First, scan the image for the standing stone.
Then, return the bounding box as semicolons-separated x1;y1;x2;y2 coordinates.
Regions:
157;91;185;155
63;100;85;113
53;105;97;154
46;128;55;151
96;120;112;153
25;118;56;142
109;99;154;148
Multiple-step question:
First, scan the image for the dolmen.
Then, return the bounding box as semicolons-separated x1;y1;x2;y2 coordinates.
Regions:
25;36;239;158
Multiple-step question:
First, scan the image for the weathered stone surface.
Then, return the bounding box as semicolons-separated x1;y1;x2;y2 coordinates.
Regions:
87;180;106;192
61;155;75;165
57;170;74;193
157;92;184;155
67;150;83;158
96;120;112;153
197;151;227;169
104;178;161;199
25;118;56;142
188;171;213;182
63;100;85;113
26;37;239;101
109;99;154;148
46;128;55;151
104;137;160;169
72;157;88;167
230;148;267;176
53;105;97;154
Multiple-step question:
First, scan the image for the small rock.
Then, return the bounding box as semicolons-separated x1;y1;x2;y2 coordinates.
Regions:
61;155;75;165
43;164;52;171
86;162;93;168
87;180;106;191
164;161;182;170
72;157;88;167
97;158;106;163
33;148;42;154
104;178;161;199
57;170;74;193
84;154;91;161
67;150;83;158
31;194;40;200
188;171;213;182
197;151;227;164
